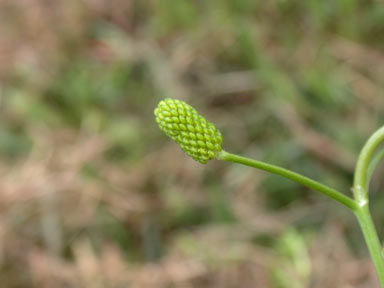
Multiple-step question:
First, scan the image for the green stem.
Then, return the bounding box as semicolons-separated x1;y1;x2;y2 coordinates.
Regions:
218;149;384;285
354;205;384;286
353;125;384;286
217;150;357;211
354;125;384;201
367;147;384;187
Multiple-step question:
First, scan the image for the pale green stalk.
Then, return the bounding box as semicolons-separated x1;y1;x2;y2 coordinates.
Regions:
218;147;384;286
353;126;384;286
217;151;357;211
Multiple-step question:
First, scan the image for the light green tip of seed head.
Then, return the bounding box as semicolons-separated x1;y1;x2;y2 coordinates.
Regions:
154;98;223;164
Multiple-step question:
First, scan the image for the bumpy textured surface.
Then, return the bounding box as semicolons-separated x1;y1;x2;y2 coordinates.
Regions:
154;98;223;164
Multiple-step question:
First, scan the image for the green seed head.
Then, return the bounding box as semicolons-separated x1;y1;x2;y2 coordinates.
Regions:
154;98;223;164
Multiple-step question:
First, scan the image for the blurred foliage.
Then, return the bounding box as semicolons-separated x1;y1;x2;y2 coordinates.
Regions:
0;0;384;287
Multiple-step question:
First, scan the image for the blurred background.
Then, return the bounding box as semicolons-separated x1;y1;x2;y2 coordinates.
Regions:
0;0;384;287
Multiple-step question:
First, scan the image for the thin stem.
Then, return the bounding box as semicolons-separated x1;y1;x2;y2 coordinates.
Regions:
217;150;357;211
367;147;384;187
354;125;384;201
354;205;384;287
353;125;384;286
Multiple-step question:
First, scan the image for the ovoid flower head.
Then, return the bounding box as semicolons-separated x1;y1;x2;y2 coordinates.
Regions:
154;98;223;164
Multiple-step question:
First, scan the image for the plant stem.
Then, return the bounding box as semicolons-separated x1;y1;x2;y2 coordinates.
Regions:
218;149;384;285
353;125;384;286
367;147;384;185
354;205;384;286
354;125;384;201
217;150;357;211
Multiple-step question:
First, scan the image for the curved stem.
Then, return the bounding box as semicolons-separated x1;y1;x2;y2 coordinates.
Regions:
353;125;384;286
354;205;384;287
354;125;384;202
218;149;384;285
217;150;357;211
367;147;384;186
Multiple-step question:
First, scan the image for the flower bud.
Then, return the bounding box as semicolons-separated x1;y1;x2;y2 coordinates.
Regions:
154;98;223;164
